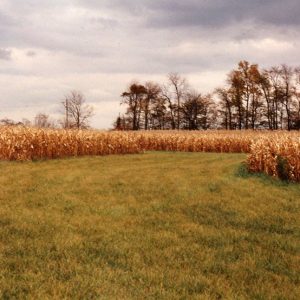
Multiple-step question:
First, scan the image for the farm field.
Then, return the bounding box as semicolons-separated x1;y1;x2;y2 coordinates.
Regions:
1;126;300;181
0;152;299;299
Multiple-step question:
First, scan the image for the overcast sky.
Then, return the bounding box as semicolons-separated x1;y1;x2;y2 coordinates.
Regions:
1;0;300;128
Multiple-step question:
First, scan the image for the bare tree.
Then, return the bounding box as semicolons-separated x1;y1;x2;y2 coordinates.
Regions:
238;61;251;129
62;91;94;129
267;67;284;129
34;113;55;128
166;73;189;130
277;65;293;130
161;84;176;129
215;87;234;129
292;67;300;129
258;70;274;129
227;70;245;130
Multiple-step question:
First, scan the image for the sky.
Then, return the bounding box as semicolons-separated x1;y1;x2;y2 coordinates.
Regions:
0;0;300;128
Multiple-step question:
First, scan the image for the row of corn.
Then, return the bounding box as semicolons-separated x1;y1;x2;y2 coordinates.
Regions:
247;134;300;182
0;126;299;181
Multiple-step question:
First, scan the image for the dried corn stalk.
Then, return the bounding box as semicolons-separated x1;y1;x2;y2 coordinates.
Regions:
0;126;299;181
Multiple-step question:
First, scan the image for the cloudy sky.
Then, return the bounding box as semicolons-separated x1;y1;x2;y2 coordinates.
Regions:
0;0;300;128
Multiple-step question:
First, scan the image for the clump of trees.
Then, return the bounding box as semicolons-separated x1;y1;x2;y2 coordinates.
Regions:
0;118;31;126
115;74;217;131
115;61;300;130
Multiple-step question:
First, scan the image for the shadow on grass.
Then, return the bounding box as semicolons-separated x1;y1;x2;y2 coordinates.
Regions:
235;162;293;187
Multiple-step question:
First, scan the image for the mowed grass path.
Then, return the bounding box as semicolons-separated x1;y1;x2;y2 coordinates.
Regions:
0;152;299;299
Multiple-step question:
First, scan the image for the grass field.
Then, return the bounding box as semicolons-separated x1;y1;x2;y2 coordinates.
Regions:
0;152;299;299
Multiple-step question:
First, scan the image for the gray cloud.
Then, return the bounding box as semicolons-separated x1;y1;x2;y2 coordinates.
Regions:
0;0;299;128
0;48;12;60
146;0;300;28
76;0;300;28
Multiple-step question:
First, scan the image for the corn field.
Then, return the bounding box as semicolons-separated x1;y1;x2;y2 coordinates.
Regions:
247;134;300;182
0;126;299;181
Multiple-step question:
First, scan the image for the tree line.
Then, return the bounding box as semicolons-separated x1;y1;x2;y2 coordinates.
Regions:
114;61;300;131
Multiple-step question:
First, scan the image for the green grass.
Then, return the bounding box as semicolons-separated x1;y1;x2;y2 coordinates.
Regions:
0;152;299;299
